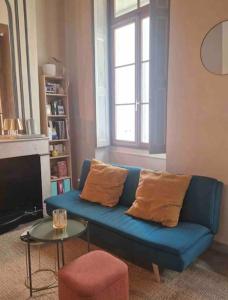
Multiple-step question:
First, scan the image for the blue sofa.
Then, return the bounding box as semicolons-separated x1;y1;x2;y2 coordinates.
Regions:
45;160;223;273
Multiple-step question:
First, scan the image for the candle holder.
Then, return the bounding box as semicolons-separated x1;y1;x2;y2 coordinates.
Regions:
52;209;67;230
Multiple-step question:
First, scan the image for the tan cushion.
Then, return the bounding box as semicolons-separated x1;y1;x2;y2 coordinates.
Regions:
80;159;128;207
126;170;192;227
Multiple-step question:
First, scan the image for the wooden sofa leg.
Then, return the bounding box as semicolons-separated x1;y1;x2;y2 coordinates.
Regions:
152;264;161;283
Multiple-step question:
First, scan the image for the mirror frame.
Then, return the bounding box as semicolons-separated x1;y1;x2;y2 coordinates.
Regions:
201;19;228;76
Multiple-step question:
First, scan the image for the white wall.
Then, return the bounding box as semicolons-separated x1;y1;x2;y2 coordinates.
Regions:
35;0;66;67
109;147;166;170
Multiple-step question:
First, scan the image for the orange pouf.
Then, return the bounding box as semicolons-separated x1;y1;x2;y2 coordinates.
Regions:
58;250;129;300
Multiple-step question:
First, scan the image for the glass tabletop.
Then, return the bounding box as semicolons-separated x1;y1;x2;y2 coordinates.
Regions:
28;217;87;242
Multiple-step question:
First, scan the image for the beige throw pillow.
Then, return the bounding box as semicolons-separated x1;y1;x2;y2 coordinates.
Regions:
126;170;192;227
80;159;128;207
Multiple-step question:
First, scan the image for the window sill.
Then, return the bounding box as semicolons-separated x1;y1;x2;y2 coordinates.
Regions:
109;146;166;160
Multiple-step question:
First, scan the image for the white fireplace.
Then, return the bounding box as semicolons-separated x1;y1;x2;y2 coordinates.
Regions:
0;137;50;214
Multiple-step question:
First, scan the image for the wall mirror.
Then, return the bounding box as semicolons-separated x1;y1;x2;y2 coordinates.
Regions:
0;0;38;135
0;0;17;119
201;20;228;75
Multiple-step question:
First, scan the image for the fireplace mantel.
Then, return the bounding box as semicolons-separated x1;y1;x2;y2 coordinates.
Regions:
0;137;50;213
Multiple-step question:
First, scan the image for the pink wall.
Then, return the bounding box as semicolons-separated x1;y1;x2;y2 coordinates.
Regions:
167;0;228;245
64;0;96;186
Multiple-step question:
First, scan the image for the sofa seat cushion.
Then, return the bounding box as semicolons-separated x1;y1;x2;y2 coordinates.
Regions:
45;190;211;256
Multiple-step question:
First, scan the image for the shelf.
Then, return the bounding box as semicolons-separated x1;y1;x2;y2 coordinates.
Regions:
46;93;67;97
51;176;71;182
44;75;64;80
48;115;68;118
50;154;69;160
40;73;72;191
49;139;69;143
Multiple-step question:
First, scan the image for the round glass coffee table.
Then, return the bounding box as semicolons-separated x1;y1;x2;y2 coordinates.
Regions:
23;217;89;297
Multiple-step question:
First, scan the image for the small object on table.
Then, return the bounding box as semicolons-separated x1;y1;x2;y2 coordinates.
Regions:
58;250;129;300
52;209;67;229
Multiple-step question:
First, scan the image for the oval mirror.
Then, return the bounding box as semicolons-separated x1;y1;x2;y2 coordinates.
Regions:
201;20;228;75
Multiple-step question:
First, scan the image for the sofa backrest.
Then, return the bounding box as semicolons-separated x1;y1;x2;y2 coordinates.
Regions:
180;176;223;234
79;160;223;234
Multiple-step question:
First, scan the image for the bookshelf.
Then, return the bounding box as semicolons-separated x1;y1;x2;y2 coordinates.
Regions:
40;75;72;196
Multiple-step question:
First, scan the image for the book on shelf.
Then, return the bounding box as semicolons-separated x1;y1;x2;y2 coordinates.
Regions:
51;179;71;196
63;179;71;193
57;180;64;194
48;120;66;140
45;82;64;94
50;99;65;115
51;181;58;196
57;160;68;177
65;119;70;139
41;75;72;196
55;120;66;139
57;101;65;115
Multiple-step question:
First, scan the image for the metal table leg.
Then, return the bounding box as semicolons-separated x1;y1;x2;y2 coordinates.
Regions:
60;240;65;266
87;223;90;252
27;233;32;297
56;242;60;270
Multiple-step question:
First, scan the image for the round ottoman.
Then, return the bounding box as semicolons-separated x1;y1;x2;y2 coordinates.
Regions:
58;250;129;300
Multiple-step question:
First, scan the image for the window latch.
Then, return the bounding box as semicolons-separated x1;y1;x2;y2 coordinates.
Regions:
135;101;140;112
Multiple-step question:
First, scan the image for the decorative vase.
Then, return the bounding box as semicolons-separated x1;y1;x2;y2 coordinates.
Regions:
42;64;57;76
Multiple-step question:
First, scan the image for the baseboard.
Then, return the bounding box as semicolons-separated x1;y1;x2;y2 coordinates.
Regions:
212;241;228;254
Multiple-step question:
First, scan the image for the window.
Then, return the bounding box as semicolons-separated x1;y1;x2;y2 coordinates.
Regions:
110;0;150;147
93;0;169;152
114;0;150;17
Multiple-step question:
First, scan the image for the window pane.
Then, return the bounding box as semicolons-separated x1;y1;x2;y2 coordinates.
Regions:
116;105;135;141
142;17;150;61
140;0;150;7
141;104;149;143
141;62;149;103
115;23;135;66
115;65;135;104
114;0;137;17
